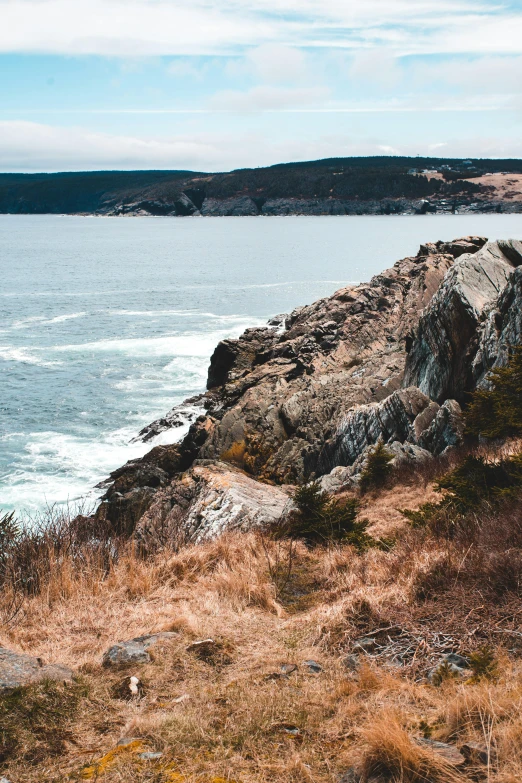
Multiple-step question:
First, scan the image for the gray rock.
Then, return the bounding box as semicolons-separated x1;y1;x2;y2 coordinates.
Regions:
444;652;470;669
303;659;323;673
317;387;433;474
201;197;260;216
473;264;522;386
139;751;164;760
353;637;377;653
416;738;466;766
135;462;290;546
0;647;73;694
404;241;518;402
342;654;361;672
460;742;491;765
102;632;177;667
280;663;298;676
417;399;465;455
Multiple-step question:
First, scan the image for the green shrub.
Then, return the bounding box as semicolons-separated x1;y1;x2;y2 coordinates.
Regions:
359;440;394;494
468;646;499;681
401;452;522;529
281;482;374;549
466;346;522;439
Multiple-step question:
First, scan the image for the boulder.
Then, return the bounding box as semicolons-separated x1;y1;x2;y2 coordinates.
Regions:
102;632;177;667
404;241;519;403
135;461;291;546
0;647;73;694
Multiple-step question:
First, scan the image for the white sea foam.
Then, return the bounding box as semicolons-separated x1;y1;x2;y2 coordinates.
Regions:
10;312;87;329
53;321;264;358
0;346;62;367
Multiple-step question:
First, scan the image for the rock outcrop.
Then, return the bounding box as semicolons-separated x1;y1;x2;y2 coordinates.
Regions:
403;240;521;402
134;461;291;546
92;235;522;542
0;647;73;694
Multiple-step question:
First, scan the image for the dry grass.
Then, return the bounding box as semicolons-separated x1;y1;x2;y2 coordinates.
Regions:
3;466;522;782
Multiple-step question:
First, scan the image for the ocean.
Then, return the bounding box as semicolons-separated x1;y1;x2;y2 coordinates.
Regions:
2;213;522;515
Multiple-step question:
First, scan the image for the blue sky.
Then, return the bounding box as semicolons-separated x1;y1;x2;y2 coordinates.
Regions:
1;0;522;171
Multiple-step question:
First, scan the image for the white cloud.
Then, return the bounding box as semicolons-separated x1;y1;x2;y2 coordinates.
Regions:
246;44;308;84
209;85;330;111
3;120;522;174
0;0;516;57
415;55;522;95
349;49;402;88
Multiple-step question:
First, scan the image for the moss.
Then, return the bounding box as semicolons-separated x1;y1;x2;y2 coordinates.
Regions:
0;678;88;765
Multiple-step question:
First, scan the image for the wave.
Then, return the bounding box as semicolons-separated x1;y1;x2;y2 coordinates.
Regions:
10;312;87;329
0;346;63;367
53;322;264;358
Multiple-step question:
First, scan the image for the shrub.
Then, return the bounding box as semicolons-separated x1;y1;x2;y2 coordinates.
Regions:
280;482;374;549
468;646;499;681
401;452;522;530
359;440;394;494
466;346;522;439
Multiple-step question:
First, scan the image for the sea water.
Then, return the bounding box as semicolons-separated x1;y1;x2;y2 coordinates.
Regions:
1;213;522;514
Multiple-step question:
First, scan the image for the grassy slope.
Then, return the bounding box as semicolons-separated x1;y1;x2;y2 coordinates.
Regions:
2;444;522;782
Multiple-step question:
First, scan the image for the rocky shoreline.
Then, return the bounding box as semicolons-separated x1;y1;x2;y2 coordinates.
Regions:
93;235;522;544
110;196;522;217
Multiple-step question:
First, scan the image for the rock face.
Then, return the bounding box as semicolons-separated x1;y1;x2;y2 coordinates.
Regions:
403;241;521;402
134;461;291;546
0;647;73;694
91;235;522;541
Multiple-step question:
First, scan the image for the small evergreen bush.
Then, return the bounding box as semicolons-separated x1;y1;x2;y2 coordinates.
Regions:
466;346;522;438
402;452;522;529
359;440;394;494
468;646;499;681
281;482;374;549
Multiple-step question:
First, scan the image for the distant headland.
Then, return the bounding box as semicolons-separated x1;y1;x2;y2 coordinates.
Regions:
2;155;522;216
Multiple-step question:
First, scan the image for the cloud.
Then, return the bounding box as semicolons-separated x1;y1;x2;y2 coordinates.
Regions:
0;0;517;57
246;44;308;84
209;85;330;111
349;49;402;88
3;119;522;174
415;55;522;95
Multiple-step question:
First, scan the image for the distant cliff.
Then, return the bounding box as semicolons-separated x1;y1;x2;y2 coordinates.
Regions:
2;155;522;216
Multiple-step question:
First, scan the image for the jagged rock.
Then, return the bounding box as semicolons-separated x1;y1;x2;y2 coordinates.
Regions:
417;400;465;455
102;633;177;667
90;236;522;542
474;264;522;385
316;387;462;480
195;243;456;484
134;461;291;545
0;647;73;693
404;241;519;402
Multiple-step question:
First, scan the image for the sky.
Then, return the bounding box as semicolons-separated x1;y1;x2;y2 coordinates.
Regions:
1;0;522;172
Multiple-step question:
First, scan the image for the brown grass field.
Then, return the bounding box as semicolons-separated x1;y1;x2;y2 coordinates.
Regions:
2;450;522;783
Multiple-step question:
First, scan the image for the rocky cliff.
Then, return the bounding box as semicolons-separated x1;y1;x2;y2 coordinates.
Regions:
94;235;522;544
